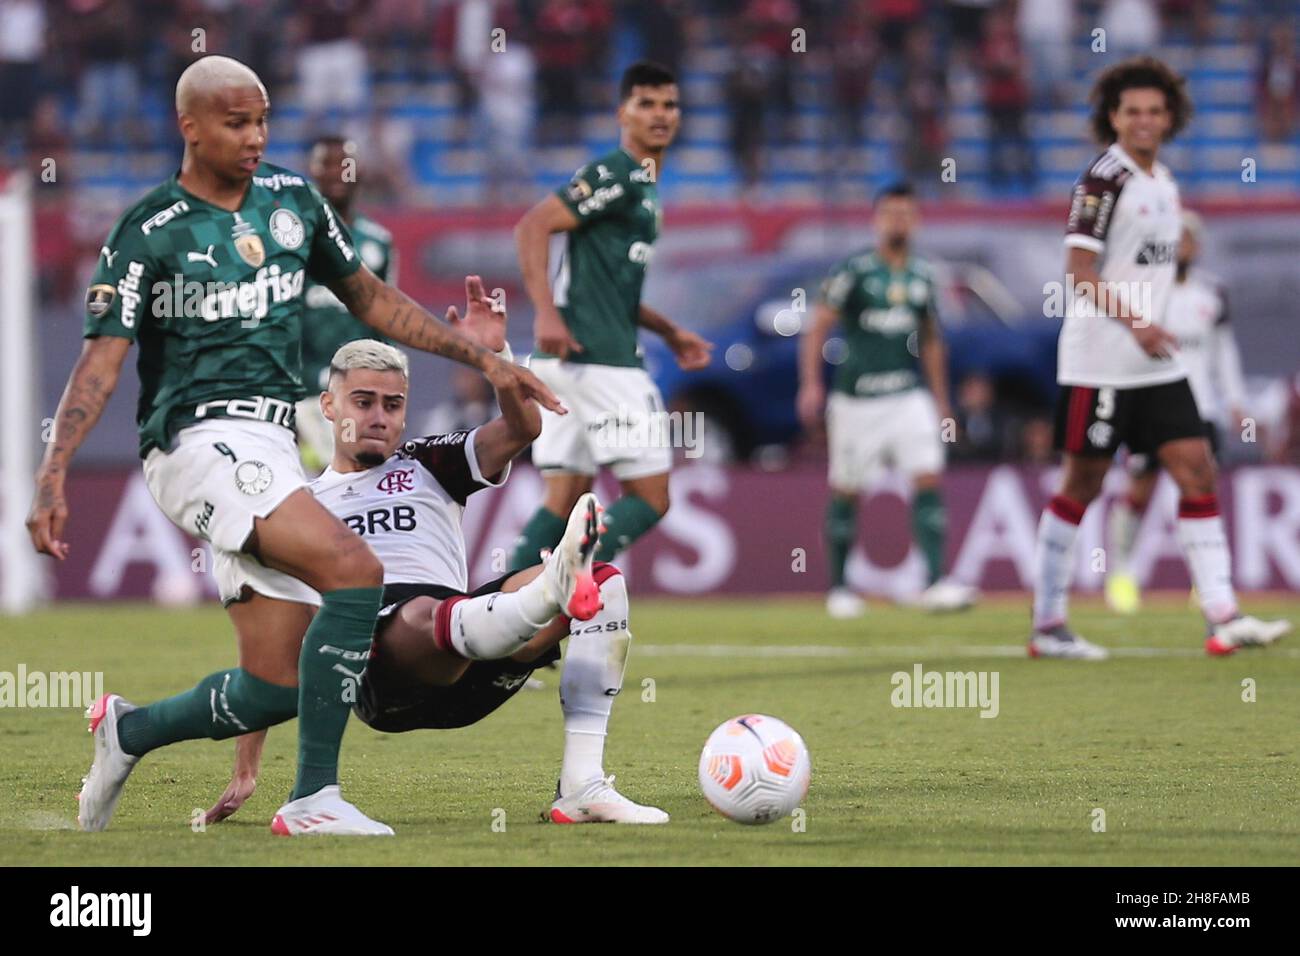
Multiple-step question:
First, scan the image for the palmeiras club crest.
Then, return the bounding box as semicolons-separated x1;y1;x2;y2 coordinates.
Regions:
377;468;416;495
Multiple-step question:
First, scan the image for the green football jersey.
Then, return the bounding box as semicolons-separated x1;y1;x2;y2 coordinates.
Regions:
300;213;395;392
83;163;362;458
542;147;661;368
821;251;938;398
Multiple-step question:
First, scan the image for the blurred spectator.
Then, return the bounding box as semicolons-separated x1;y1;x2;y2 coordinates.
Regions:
981;4;1034;190
421;367;497;435
0;0;46;150
1258;23;1299;143
26;93;69;192
946;0;995;54
829;0;876;149
480;41;536;202
1100;0;1161;59
739;0;801;144
952;372;1019;461
295;0;371;119
1160;0;1212;45
636;0;687;80
1020;416;1055;464
1017;0;1073;108
67;0;142;142
900;25;947;185
726;51;768;192
533;0;613;146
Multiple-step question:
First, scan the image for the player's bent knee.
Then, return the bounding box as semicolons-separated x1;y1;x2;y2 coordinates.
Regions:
332;538;383;589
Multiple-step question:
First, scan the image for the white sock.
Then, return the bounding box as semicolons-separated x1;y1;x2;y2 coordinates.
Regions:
447;573;557;661
1176;496;1237;624
1033;496;1085;631
1107;496;1141;576
560;569;631;795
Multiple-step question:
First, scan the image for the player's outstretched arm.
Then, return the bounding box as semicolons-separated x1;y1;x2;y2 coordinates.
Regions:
638;304;713;370
1065;246;1178;358
796;303;838;431
27;336;132;559
515;194;583;358
327;265;565;414
206;729;266;825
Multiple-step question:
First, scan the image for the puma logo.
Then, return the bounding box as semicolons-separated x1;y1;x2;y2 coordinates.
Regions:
100;246;118;268
187;245;218;268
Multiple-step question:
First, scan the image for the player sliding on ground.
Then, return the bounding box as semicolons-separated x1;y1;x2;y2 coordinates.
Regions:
205;297;667;828
1029;57;1290;659
26;55;562;835
798;182;978;617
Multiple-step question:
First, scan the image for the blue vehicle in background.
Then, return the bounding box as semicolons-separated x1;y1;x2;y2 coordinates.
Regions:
641;254;1063;462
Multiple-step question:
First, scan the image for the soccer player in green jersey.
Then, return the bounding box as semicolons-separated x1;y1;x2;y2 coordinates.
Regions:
509;61;711;574
297;134;396;474
798;182;978;618
26;55;561;836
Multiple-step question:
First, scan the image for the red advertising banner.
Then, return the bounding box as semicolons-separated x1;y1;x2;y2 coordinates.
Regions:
33;463;1300;602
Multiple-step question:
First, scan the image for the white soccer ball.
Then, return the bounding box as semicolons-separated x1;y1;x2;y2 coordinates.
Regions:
698;714;811;825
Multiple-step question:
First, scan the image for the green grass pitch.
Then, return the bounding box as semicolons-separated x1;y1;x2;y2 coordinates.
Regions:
2;595;1298;866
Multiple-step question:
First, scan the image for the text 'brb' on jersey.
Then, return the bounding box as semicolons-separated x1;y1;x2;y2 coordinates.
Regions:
83;163;362;458
310;429;509;591
546;147;660;368
1061;143;1185;389
301;213;396;392
821;251;937;398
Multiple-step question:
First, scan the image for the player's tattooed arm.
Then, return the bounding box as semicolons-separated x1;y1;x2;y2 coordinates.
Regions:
515;195;583;358
796;302;839;431
329;266;566;413
27;336;131;559
1065;246;1177;358
638;304;713;370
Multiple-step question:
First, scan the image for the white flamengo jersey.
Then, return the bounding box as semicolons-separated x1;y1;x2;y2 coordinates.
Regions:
1061;143;1185;389
310;428;508;589
1163;270;1246;424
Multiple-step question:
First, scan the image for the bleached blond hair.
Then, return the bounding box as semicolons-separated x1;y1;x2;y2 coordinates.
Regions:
328;340;410;383
175;55;267;114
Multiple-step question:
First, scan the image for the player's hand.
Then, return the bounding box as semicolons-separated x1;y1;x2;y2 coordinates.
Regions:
669;327;714;371
485;356;567;415
1131;322;1178;359
535;306;583;360
797;383;825;432
205;730;265;824
26;466;70;560
445;275;507;353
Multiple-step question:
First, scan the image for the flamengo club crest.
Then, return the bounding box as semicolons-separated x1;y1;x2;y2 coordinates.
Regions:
231;212;265;267
377;468;415;495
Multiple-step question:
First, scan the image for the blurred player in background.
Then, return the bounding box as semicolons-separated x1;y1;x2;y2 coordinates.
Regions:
1029;57;1289;659
297;134;397;474
509;60;712;573
1104;210;1248;614
26;55;561;835
798;182;978;618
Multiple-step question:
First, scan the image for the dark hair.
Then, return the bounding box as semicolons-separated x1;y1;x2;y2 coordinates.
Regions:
874;181;916;206
1089;56;1192;144
619;61;676;101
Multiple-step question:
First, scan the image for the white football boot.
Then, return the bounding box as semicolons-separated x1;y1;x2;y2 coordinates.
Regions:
77;693;140;831
1028;625;1109;660
545;775;670;825
271;785;394;836
1205;615;1291;656
542;492;604;621
918;578;979;613
826;587;866;619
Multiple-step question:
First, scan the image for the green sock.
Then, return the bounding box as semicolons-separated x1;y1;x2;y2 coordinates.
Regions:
293;586;381;800
594;494;662;562
509;507;567;572
825;496;857;589
912;487;947;586
116;668;298;757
